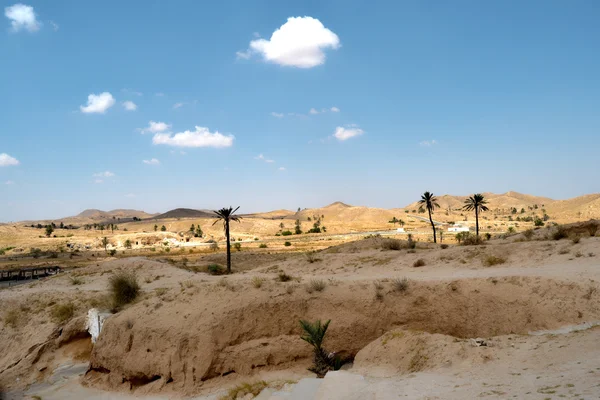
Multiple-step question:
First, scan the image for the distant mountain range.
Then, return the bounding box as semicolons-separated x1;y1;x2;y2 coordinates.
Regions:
18;191;600;225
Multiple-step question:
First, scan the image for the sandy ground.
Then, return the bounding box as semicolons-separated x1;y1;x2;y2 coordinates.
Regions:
1;226;600;399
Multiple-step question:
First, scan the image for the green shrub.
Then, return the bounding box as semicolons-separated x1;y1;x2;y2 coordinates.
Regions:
233;242;242;251
124;239;132;249
109;272;140;309
281;230;293;236
108;249;117;256
299;319;339;378
284;241;291;247
210;242;219;251
413;259;425;268
207;264;225;275
259;243;268;248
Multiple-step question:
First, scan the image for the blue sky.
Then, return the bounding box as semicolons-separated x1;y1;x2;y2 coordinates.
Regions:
1;1;599;222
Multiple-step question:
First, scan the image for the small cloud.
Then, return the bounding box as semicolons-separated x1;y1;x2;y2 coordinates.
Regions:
49;20;59;31
152;126;234;148
92;171;115;178
278;167;286;171
419;140;438;147
172;102;184;109
155;92;165;97
125;193;136;198
5;3;40;33
334;125;364;141
5;180;14;185
240;16;340;68
94;179;103;184
270;112;284;118
255;154;275;163
122;88;143;96
80;92;115;114
122;100;137;111
140;120;171;134
330;106;340;112
0;153;20;167
142;158;160;165
236;50;252;60
309;108;319;115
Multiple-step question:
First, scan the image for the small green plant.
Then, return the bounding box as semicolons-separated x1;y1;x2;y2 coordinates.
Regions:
108;271;140;309
109;249;117;256
281;230;293;236
413;259;425;268
124;239;132;249
484;255;506;266
259;243;268;248
233;242;241;251
299;319;339;378
284;241;291;247
484;232;492;240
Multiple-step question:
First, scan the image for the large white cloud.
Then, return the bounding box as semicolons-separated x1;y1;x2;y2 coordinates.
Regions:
334;125;364;141
0;153;20;166
80;92;115;114
152;126;234;148
140;120;171;134
5;4;40;33
242;17;340;68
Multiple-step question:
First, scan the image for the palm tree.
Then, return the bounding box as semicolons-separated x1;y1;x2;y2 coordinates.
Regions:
418;191;440;243
213;206;241;274
462;194;489;237
299;319;333;377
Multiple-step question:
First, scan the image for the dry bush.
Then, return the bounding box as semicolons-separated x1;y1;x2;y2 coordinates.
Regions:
373;280;384;290
306;251;322;263
571;235;581;244
207;264;225;275
381;239;402;251
522;229;535;240
3;310;20;328
252;276;265;288
155;287;168;296
552;226;568;240
277;272;293;282
483;255;506;267
109;271;140;309
374;288;384;301
440;244;449;249
462;234;483;246
70;276;84;285
51;302;75;324
574;251;583;258
306;279;327;293
392;277;409;292
558;248;569;255
586;223;598;237
413;259;425;268
218;278;235;291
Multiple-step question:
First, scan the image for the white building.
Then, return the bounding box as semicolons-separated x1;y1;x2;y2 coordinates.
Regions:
448;224;470;232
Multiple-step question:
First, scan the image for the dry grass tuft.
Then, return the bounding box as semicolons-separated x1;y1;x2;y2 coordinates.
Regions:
306;279;327;293
277;272;293;282
483;255;506;267
51;302;75;324
109;271;140;309
392;277;409;292
381;239;402;251
252;276;265;288
413;259;425;268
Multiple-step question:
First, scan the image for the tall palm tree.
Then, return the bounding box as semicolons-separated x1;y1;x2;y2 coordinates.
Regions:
418;191;440;243
213;206;241;273
462;194;489;237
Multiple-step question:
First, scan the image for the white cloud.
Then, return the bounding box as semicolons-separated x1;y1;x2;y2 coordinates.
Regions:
5;180;14;185
334;126;364;141
5;4;40;33
172;102;184;109
236;50;252;60
143;158;160;165
140;120;171;134
241;16;340;68
122;100;137;111
270;112;284;118
0;153;20;166
155;92;165;97
92;171;114;178
309;108;320;115
330;106;340;112
80;92;115;114
122;88;143;96
419;140;438;147
49;20;59;31
255;154;275;163
152;126;234;148
278;167;286;171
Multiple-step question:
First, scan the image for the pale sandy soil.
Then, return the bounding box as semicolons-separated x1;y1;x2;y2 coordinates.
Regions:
1;228;600;399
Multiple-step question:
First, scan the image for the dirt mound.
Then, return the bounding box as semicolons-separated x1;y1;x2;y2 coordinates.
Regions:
353;329;494;376
153;208;214;220
85;276;599;394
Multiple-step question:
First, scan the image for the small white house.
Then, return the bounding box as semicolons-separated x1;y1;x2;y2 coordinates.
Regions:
448;224;470;233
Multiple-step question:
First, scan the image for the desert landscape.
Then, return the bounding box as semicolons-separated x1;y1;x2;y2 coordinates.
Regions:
1;192;600;399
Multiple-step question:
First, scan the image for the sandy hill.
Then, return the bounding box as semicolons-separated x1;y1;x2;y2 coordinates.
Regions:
21;209;156;226
152;208;214;220
404;191;555;212
249;209;296;219
293;202;399;224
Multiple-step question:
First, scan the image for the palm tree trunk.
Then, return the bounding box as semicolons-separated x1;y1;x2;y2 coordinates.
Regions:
225;220;231;273
475;208;479;237
428;208;437;243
